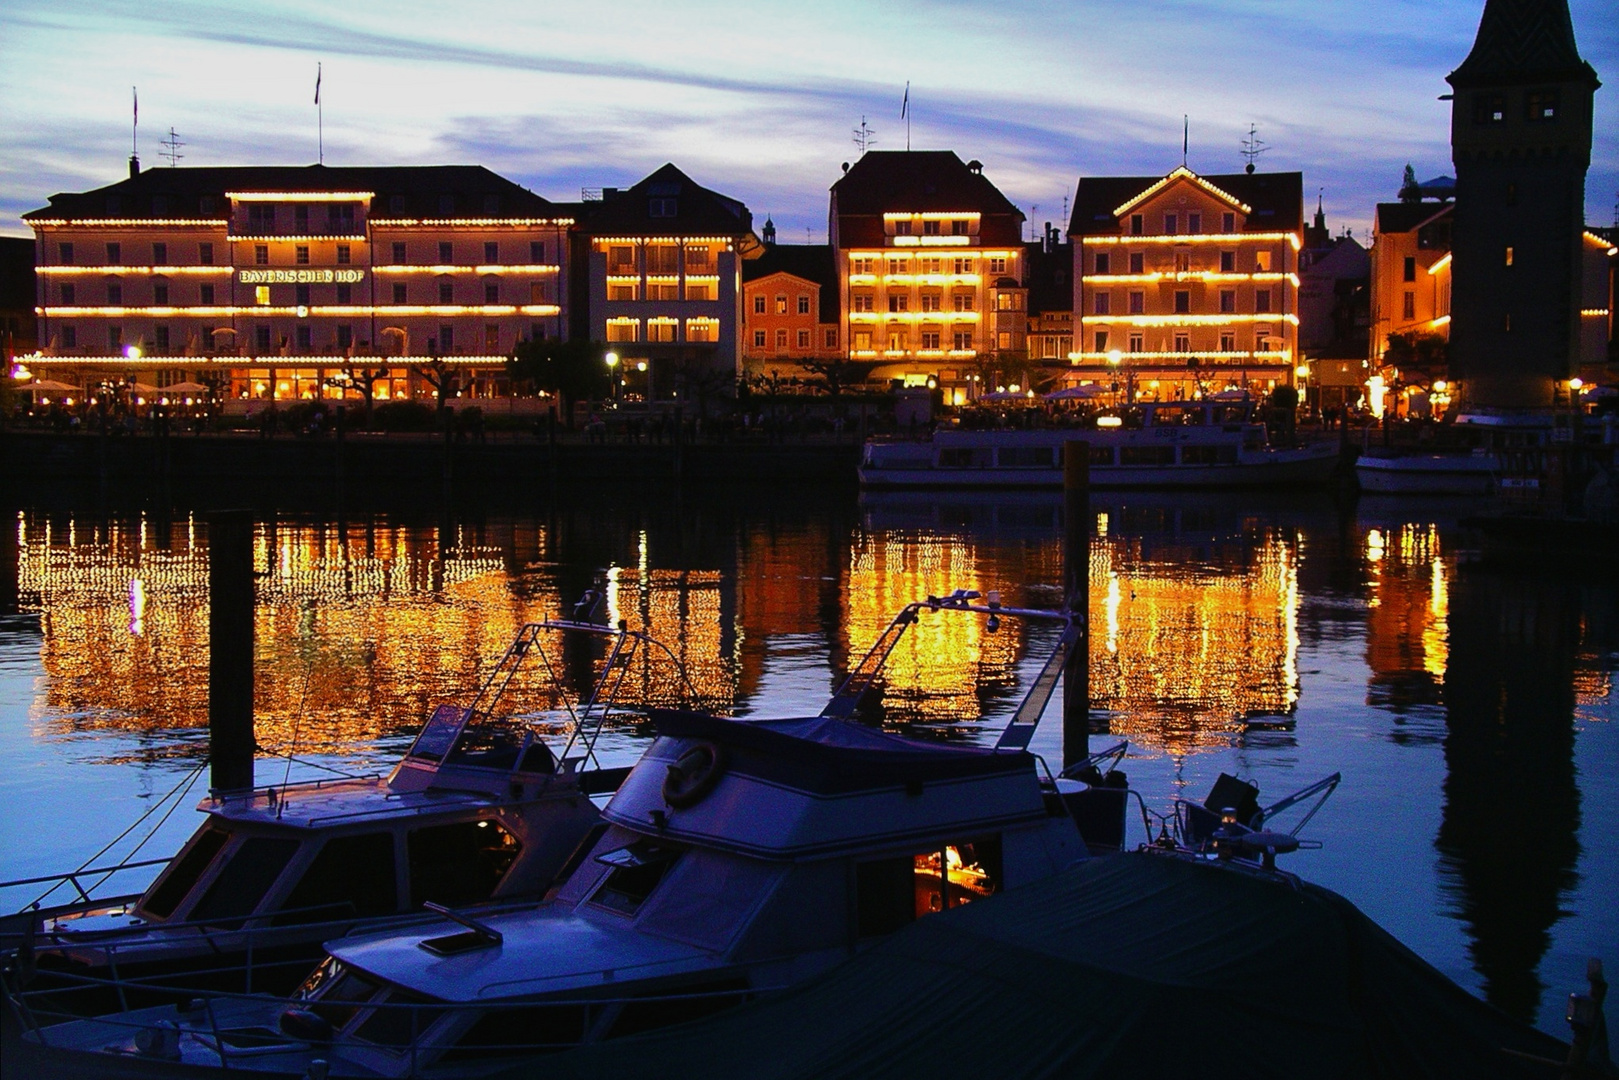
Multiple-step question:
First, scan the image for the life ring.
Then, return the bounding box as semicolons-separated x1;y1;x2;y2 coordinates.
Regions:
663;742;725;808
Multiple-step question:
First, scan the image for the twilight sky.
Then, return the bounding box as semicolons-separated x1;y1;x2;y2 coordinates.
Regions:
1;0;1614;243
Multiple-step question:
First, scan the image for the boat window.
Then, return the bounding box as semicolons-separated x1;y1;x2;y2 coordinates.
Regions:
439;1005;588;1061
1180;446;1221;465
443;719;529;772
408;819;521;908
1119;446;1176;466
605;977;750;1040
590;842;679;916
406;704;468;763
187;836;300;926
275;832;397;925
856;857;915;937
1089;446;1115;466
140;826;230;919
997;447;1054;468
351;989;448;1051
297;960;384;1029
939;447;993;468
913;836;1002;917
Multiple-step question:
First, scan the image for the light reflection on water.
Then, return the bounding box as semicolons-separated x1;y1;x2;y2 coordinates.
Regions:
0;489;1615;1039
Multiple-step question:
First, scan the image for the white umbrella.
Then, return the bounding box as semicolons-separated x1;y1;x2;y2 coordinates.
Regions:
166;380;212;394
24;379;79;392
1044;385;1104;401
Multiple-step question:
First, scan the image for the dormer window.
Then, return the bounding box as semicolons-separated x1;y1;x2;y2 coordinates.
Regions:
1475;94;1506;124
1526;90;1559;122
894;219;912;235
649;197;677;218
923;219;940;236
951;219;968;236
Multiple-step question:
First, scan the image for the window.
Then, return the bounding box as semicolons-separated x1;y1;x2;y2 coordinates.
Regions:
797;329;811;349
529;323;546;342
684;283;710;301
107;280;122;305
1174;332;1190;352
951;220;968;236
1095;252;1110;274
647;246;679;274
408;821;520;908
154;325;170;352
58;241;74;265
485;280;499;304
1504;246;1514;267
886;257;905;274
609;245;634;272
609;284;636;302
1222;212;1236;232
1174;252;1191;274
153;279;168;305
1164;214;1178;235
1094;331;1109;353
106;242;121;265
199;242;213;266
606;320;638;342
247;204;273;232
255;244;269;265
776;328;788;349
141;828;229;919
824;328;837;348
1475;94;1506;123
392;242;407;264
1130;214;1144;235
392;283;407;304
337;325;352;350
294;204;310;231
852;294;874;312
438;325;454;352
530;241;546;262
1402;291;1415;320
923;219;941;236
439;278;454;304
852;257;875;275
60;282;75;305
988;257;1007;274
336;284;351;304
1219;289;1235;313
857;837;1000;937
1255;250;1273;271
1093;292;1111;315
1129;332;1143;352
484;241;500;263
753;330;766;348
485;324;499;350
296;326;311;351
1174;290;1190;314
336;244;351;265
1129;252;1144;274
1220;250;1235;273
798;295;810;315
152;242;167;265
920;294;941;312
952;258;971;274
439;241;454;263
200;283;215;304
61;325;76;348
1255;289;1272;314
953;330;973;350
328;203;355;229
650;320;678;342
1187;213;1201;234
1220;332;1235;352
1129;290;1144;315
953;294;973;312
295;284;311;306
889;294;908;313
894;219;912;236
997;332;1012;349
753;295;766;314
775;295;788;315
996;292;1017;311
889;330;907;351
189;836;299;926
648;197;677;217
917;328;939;349
1403;256;1416;282
591;842;678;916
530;282;548;303
255;325;271;352
853;330;873;350
255;285;270;306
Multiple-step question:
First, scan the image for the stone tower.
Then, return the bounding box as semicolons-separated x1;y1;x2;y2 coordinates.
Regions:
1447;0;1599;409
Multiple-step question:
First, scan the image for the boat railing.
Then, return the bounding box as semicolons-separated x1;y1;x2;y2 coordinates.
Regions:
0;858;170;915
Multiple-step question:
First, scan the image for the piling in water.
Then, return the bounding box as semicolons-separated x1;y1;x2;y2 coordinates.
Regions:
1063;441;1090;769
207;510;255;792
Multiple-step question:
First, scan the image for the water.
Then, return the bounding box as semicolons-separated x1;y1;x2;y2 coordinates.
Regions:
1;485;1614;1039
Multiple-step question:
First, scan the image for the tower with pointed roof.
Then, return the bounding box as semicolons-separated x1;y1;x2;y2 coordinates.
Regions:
1446;0;1600;408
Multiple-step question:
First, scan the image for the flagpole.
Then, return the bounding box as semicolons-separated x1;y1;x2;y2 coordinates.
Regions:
316;62;323;165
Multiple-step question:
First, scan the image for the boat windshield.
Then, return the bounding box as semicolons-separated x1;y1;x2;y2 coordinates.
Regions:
297;959;386;1029
138;825;230;919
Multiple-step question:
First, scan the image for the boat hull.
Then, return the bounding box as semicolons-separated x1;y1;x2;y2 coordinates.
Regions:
1354;454;1497;496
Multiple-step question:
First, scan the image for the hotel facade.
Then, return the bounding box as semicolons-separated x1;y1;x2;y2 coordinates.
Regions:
1069;166;1304;400
23;163;571;408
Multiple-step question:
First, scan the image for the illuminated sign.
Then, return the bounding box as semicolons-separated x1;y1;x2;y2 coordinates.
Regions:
238;268;365;285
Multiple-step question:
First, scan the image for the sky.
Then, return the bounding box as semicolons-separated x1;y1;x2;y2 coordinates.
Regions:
1;0;1615;244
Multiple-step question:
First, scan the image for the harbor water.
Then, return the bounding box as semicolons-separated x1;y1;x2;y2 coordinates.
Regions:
0;483;1614;1039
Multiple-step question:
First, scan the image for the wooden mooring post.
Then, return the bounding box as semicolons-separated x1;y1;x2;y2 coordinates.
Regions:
207;510;255;792
1063;441;1091;769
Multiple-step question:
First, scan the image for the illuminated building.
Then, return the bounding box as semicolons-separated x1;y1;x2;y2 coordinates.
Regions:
571;164;758;397
1026;229;1075;367
1069;166;1304;400
1368;192;1453;411
1296;198;1370;414
1446;0;1600;409
2;237;37;366
829;152;1027;400
740;235;842;375
23;164;571;407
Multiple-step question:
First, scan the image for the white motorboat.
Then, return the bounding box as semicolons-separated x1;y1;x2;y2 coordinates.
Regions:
859;400;1339;489
1354;449;1498;495
0;613;683;1011
10;592;1135;1077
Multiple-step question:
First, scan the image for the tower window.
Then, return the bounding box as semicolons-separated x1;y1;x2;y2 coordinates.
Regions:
1504;246;1514;267
1474;95;1506;124
1525;90;1559;122
1403;257;1416;282
1129;214;1144;236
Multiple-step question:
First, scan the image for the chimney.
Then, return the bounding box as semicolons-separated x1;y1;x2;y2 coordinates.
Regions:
129;154;141;178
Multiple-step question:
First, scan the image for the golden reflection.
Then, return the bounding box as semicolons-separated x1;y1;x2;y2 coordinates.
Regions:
1363;523;1450;711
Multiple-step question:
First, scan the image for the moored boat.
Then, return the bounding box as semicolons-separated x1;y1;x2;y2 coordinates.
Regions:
1354;448;1498;495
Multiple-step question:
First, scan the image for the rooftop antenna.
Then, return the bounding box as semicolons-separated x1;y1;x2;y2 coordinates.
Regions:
806;227;812;244
159;127;185;168
901;82;911;151
1030;204;1039;241
853;116;876;156
314;62;323;165
1240;124;1269;174
1061;193;1069;228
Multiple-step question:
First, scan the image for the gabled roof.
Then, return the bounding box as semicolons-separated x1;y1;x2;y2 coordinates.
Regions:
578;163;753;239
831;151;1022;218
743;244;839;322
1069;170;1303;237
24;164;559;222
1448;0;1598;88
1374;201;1454;236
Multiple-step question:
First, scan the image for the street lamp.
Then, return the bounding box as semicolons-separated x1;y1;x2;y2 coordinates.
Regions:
605;351;620;402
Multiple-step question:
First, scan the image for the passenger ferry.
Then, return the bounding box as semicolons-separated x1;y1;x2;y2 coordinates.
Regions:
859;400;1339;489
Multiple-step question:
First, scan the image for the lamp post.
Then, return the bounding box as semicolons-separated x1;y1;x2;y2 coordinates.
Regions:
605;351;620;403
